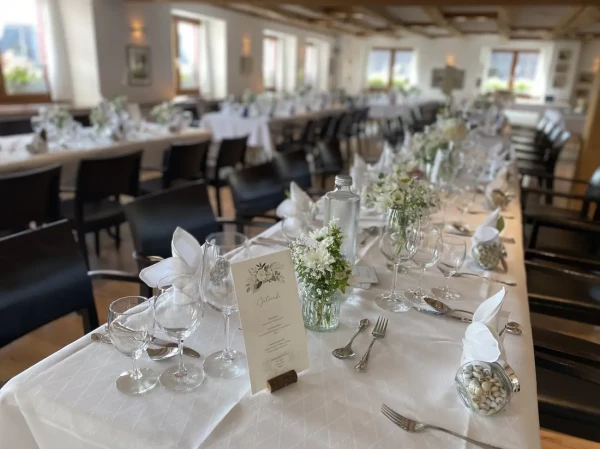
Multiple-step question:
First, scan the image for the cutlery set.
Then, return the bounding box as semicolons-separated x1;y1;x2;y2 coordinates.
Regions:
91;331;201;361
331;316;388;372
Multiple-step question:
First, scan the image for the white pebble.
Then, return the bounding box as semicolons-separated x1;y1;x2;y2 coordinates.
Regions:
481;381;492;392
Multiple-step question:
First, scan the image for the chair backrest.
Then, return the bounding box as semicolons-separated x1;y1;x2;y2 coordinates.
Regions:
0;220;97;348
124;181;220;259
163;140;211;188
76;151;142;204
0;164;61;232
273;150;311;188
319;139;344;172
0;118;32;136
299;119;319;144
215;136;248;172
228;162;286;214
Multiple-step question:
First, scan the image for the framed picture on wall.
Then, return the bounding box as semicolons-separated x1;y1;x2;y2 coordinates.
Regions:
558;49;572;61
579;72;594;83
126;45;152;86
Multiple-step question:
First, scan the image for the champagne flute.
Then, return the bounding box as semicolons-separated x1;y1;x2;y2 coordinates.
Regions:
406;227;443;304
154;274;204;391
431;236;466;300
375;216;420;313
202;231;250;379
107;296;158;395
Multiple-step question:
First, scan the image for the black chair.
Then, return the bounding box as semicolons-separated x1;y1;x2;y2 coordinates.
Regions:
272;149;312;189
124;181;221;271
139;140;211;194
275;119;319;154
207;136;248;216
228;162;286;230
533;327;600;442
0;118;32;136
73;113;91;128
0;164;61;236
62;151;142;266
314;139;344;188
0;220;146;363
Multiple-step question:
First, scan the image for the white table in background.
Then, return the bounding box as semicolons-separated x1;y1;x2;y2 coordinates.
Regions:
0;190;540;449
0;126;211;186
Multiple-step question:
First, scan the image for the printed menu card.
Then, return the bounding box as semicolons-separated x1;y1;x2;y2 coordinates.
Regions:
231;249;309;394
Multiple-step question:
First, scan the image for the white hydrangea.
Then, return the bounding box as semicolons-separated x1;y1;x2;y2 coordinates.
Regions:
301;245;334;273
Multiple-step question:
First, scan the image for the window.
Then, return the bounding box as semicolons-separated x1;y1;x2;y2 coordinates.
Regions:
486;50;539;94
263;35;279;91
304;42;318;88
173;16;201;94
366;48;414;90
0;0;50;104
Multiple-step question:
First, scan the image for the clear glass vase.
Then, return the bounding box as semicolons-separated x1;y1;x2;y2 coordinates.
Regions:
301;286;342;332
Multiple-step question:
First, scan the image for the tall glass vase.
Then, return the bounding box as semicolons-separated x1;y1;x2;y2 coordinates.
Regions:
301;284;342;332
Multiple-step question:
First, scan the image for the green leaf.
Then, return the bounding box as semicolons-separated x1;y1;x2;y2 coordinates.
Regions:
496;216;505;233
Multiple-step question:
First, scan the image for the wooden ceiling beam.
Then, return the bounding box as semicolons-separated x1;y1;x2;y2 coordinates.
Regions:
547;6;586;38
497;7;511;40
359;5;430;38
266;5;358;34
125;0;600;6
302;6;374;35
551;6;600;38
423;6;463;37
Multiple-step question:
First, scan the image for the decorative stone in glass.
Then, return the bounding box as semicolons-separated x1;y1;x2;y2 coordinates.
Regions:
455;361;520;416
301;285;342;332
471;227;504;270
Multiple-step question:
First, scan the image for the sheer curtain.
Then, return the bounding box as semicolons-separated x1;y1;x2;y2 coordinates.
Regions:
43;0;73;101
198;21;213;99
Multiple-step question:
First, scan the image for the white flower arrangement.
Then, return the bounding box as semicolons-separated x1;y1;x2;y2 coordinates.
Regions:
290;222;351;303
90;100;114;130
363;170;440;220
242;89;256;105
412;130;452;164
150;101;179;125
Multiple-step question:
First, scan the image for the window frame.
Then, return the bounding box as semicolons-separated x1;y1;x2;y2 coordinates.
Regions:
0;0;52;105
172;15;202;96
263;35;279;92
303;41;318;88
366;47;414;91
489;49;539;95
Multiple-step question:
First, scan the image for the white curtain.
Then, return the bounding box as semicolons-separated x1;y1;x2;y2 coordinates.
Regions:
43;0;73;101
198;21;213;99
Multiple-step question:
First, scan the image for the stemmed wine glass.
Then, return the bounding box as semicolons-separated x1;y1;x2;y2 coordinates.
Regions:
431;236;466;301
406;226;443;304
375;216;420;313
154;274;204;391
202;231;250;379
107;296;158;395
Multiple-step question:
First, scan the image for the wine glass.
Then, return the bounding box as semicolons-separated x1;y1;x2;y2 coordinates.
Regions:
154;274;204;391
375;217;420;313
202;231;250;379
406;227;443;304
107;296;158;395
431;236;466;301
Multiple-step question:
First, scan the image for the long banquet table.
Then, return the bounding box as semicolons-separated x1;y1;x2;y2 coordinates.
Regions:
0;126;211;186
0;186;540;449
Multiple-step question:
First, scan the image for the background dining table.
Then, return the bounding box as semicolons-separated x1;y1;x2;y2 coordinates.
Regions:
0;125;212;186
0;180;540;449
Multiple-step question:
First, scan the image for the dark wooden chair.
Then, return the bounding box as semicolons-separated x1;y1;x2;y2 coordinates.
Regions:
206;136;248;217
0;164;61;236
61;151;142;266
0;118;32;136
139;140;211;194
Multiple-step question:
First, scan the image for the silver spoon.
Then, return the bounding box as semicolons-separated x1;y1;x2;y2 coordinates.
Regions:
423;297;522;335
91;333;181;361
332;319;370;359
452;222;471;235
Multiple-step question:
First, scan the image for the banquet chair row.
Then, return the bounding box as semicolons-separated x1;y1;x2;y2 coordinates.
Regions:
0;220;148;384
0;137;249;266
0;114;91;136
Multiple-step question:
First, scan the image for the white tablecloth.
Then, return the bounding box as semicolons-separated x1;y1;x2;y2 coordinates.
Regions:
0;126;211;186
0;190;540;449
199;109;344;162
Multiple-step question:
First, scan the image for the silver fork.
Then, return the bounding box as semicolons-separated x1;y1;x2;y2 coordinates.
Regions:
355;317;387;372
381;404;504;449
453;272;517;287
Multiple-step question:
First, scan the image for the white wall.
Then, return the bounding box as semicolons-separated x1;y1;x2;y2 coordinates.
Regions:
86;1;336;103
338;34;581;103
578;39;600;73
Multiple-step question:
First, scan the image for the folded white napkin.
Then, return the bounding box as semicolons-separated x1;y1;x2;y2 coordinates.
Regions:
485;166;508;199
462;287;507;363
471;225;500;248
480;207;501;229
350;155;368;193
139;227;204;287
276;182;314;221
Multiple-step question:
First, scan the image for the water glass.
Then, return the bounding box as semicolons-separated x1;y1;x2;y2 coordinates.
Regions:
154;274;204;391
375;218;420;313
202;231;250;379
431;236;466;300
407;227;443;303
107;296;158;395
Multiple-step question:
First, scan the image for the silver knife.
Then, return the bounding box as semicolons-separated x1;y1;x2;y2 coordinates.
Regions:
112;323;201;358
91;333;201;358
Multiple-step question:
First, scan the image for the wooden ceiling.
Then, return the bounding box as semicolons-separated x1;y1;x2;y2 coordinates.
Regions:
126;1;600;39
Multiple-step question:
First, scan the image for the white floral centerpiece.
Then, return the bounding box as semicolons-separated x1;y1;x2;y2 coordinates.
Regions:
90;100;114;136
241;89;256;105
150;101;174;125
411;129;452;166
290;222;351;331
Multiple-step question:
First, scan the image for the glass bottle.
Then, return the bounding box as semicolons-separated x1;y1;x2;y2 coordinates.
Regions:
323;174;360;265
